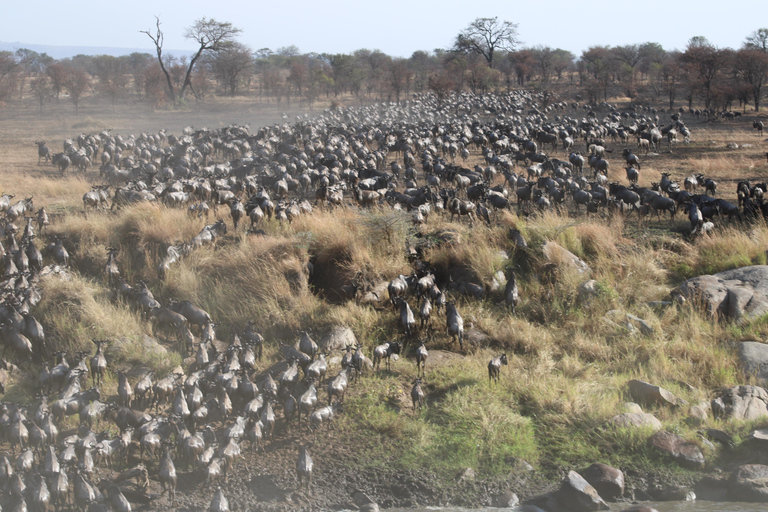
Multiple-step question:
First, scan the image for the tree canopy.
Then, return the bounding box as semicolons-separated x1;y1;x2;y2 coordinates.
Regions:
451;17;519;68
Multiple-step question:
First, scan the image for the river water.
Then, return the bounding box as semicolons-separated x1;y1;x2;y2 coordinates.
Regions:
385;503;764;512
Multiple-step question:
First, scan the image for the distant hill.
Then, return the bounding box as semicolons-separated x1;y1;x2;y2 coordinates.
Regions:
0;41;193;59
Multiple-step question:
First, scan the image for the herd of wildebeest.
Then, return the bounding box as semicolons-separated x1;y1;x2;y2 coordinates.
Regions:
0;90;762;511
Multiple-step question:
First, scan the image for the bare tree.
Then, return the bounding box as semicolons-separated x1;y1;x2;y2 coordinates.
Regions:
142;16;241;103
388;58;411;103
451;17;519;69
745;28;768;53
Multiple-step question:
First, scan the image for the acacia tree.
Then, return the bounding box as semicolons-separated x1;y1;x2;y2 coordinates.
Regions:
46;62;68;101
678;37;728;108
142;16;241;103
734;48;768;111
64;65;90;115
93;55;128;108
451;17;519;69
29;76;50;113
211;42;253;96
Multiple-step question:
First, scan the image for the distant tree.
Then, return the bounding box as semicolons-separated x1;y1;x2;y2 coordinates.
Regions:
428;71;454;106
612;44;641;83
388;58;411;103
451;17;519;68
532;46;556;83
508;49;535;86
734;48;768;110
15;48;51;100
678;37;729;108
93;55;128;108
64;65;90;115
638;42;668;77
46;62;68;101
0;51;19;103
127;52;152;98
211;42;253;95
745;28;768;53
551;49;575;81
29;75;50;113
143;63;166;108
142;16;241;103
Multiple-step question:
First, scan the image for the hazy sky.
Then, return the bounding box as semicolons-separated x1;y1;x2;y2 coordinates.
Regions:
2;0;766;57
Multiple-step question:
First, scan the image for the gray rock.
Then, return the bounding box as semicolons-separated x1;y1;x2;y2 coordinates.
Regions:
626;314;655;336
582;463;624;501
649;484;695;501
352;490;379;512
557;471;610;511
648;431;705;469
457;467;475;482
542;241;590;274
702;428;734;446
491;491;519;508
688;401;711;424
729;464;768;501
672;266;768;322
711;385;768;420
623;402;643;414
490;270;506;292
647;301;672;309
508;228;527;248
578;280;599;303
142;335;167;356
620;507;659;512
610;413;662;430
628;379;686;407
739;342;768;381
320;326;357;352
727;142;739;149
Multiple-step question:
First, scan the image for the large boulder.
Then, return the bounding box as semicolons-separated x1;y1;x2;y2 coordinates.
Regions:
711;385;768;420
556;471;610;511
739;342;768;381
729;464;768;502
627;380;686;407
648;431;705;469
672;265;768;322
609;413;662;430
582;463;624;501
542;241;591;274
320;326;357;352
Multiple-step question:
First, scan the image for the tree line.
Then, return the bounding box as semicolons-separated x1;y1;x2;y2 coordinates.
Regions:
0;17;766;114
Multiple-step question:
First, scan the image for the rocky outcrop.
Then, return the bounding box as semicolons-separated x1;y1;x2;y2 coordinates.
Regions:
490;491;519;508
648;431;705;469
672;265;768;322
729;464;768;502
556;471;610;511
582;463;624;501
711;385;768;420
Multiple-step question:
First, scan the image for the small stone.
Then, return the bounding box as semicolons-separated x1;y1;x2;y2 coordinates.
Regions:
491;491;519;508
626;314;655;336
610;413;662;430
457;467;475;482
578;280;600;303
649;484;695;501
623;402;643;414
727;142;739;149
